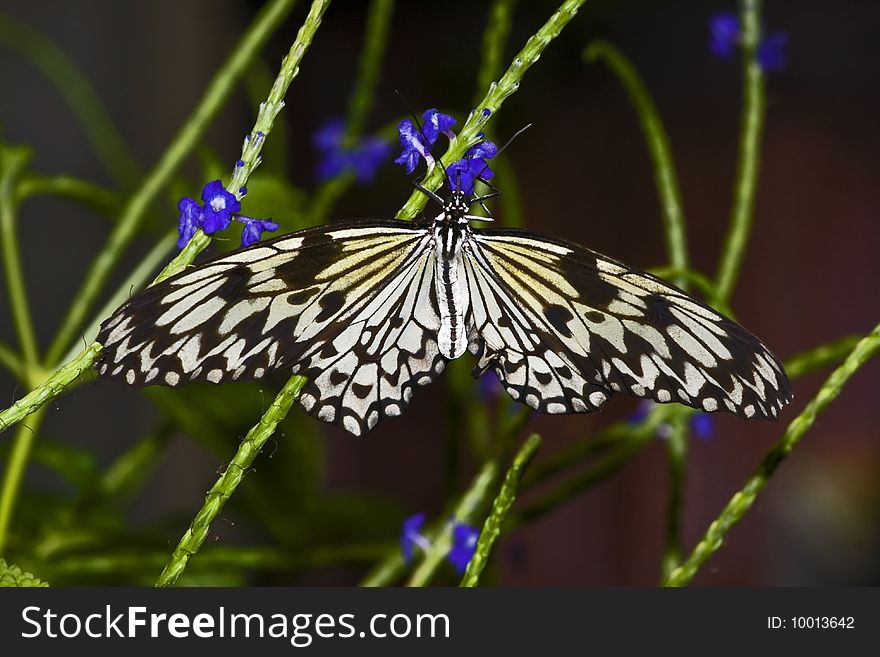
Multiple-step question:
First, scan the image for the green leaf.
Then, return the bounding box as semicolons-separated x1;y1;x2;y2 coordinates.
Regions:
0;559;49;587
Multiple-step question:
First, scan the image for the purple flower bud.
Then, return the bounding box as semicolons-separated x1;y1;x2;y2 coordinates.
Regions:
422;108;457;145
237;216;280;247
394;119;433;174
449;522;479;574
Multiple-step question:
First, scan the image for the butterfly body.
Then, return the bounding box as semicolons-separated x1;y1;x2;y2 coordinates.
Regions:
97;191;792;436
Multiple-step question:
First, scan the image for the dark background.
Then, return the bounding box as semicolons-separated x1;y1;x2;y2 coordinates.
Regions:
0;0;878;585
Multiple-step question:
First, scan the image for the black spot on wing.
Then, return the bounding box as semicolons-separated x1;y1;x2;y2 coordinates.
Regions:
543;304;574;338
315;290;345;322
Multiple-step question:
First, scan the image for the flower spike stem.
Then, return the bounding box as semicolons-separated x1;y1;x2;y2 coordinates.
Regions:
159;0;332;283
584;40;689;290
460;434;541;587
474;0;517;107
714;0;766;303
0;147;39;370
155;375;307;587
664;322;880;587
396;0;587;220
43;0;300;366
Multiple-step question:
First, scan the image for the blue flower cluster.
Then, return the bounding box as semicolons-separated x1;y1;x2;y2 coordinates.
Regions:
709;12;787;72
400;513;480;575
177;180;279;249
313;118;392;184
395;108;497;196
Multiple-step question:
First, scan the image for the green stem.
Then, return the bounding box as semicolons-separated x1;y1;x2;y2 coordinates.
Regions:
474;0;517;106
48;543;389;580
513;427;655;526
0;406;46;555
585;40;688;287
714;0;765;302
0;147;39;370
665;321;880;586
157;0;330;284
784;335;861;379
155;375;307;587
661;417;687;580
16;174;123;217
0;13;141;188
306;0;394;226
0;342;101;434
44;0;300;365
343;0;394;143
460;434;540;586
0;341;25;381
396;0;587;220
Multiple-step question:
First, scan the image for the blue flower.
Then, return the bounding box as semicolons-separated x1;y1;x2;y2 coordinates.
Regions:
757;32;788;71
709;12;740;59
690;413;715;440
313;117;391;183
350;136;393;183
238;216;280;248
394;119;434;174
176;197;203;249
449;522;479;574
708;12;788;72
422;108;456;145
200;180;240;234
627;399;655;425
176;179;277;249
313;117;345;153
400;513;431;563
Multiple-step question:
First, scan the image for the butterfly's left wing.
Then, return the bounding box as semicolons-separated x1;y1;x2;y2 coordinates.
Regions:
97;220;446;436
464;229;793;420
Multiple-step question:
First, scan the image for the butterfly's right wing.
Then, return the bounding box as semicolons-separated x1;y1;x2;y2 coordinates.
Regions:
97;220;445;436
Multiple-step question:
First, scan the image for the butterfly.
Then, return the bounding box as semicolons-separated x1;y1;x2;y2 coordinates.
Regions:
96;183;793;436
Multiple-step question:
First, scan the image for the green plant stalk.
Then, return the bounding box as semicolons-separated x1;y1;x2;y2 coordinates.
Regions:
97;423;173;501
0;147;39;370
0;13;141;188
460;433;540;586
158;0;330;283
307;0;394;226
492;157;525;228
0;343;101;433
344;0;394;142
474;0;517;106
0;341;26;381
714;0;765;302
661;417;687;580
585;40;688;288
48;543;390;580
0;407;47;555
155;375;307;587
243;60;289;175
44;0;300;365
665;321;880;586
784;335;861;378
16;174;123;217
406;459;501;586
396;0;587;220
513;426;655;527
